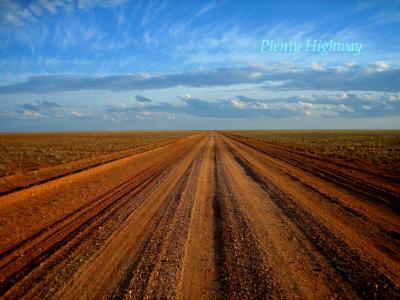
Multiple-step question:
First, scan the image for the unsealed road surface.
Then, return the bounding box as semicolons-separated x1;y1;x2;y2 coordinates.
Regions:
0;132;399;299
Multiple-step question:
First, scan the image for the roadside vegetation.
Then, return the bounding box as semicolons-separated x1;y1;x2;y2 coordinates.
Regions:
0;131;194;177
229;130;400;167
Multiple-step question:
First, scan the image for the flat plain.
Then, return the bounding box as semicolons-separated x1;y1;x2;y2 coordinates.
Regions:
0;131;194;195
0;131;194;177
0;130;399;299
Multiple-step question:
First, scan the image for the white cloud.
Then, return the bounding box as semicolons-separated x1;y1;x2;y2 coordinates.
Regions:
338;103;353;113
178;93;192;100
298;101;315;110
230;99;245;109
21;110;46;119
387;93;400;102
309;62;325;71
77;0;128;10
367;61;390;72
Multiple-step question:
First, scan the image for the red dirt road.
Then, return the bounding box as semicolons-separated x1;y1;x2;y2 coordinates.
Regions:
0;132;399;299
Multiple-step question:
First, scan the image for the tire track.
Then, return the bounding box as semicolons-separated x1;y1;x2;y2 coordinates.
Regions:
54;134;209;299
0;136;188;197
0;135;204;298
112;139;206;299
1;131;399;299
177;133;218;300
223;135;400;253
211;137;283;298
225;139;399;298
0;138;191;261
218;134;359;298
223;134;400;272
225;133;400;213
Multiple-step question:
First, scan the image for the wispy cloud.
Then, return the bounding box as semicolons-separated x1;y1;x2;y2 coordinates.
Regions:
0;0;76;28
77;0;128;10
2;0;400;75
1;1;400;130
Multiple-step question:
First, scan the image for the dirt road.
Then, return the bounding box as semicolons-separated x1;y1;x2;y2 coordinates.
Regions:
0;132;399;299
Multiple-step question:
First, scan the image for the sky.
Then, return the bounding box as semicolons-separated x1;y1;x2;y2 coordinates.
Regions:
0;0;399;131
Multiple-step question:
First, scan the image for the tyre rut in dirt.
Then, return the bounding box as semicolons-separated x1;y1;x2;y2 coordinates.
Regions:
228;147;399;299
0;137;187;197
212;140;282;298
112;143;205;299
223;137;400;260
211;143;227;298
0;141;189;263
224;134;399;213
0;140;196;298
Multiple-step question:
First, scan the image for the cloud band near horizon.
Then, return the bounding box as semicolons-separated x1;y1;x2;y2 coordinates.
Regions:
0;63;399;94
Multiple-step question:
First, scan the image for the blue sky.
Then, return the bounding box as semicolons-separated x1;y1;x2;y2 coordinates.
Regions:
0;0;399;131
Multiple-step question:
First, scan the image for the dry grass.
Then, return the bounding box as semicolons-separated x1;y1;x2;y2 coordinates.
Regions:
0;131;194;178
229;130;400;166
